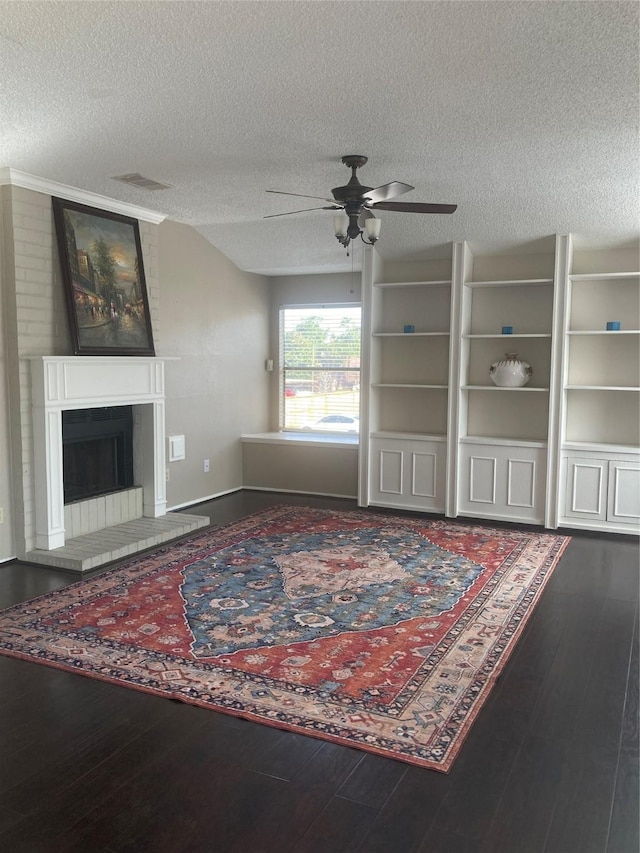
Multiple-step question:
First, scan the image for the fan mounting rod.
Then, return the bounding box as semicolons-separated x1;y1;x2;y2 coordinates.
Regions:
332;155;372;202
331;155;373;235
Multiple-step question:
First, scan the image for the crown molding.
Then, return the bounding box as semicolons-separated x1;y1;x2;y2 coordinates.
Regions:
0;168;167;224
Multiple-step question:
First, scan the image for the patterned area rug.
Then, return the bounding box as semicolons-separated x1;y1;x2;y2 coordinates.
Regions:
0;507;569;771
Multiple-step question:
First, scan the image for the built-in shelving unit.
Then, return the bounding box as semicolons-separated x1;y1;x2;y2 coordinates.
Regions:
358;237;639;535
451;243;557;524
555;238;640;533
360;253;453;512
369;277;452;437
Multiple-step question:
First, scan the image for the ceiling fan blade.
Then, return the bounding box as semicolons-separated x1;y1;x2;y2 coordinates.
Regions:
363;181;414;204
264;205;341;219
371;201;457;214
266;190;335;202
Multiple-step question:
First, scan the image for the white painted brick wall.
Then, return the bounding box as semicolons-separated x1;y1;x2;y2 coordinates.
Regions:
7;185;160;554
64;487;144;539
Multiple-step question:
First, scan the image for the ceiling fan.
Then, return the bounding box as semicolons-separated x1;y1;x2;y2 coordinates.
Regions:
265;155;457;249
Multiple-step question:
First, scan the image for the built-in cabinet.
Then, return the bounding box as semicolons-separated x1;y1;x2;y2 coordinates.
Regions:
456;440;547;525
368;436;447;513
359;252;453;513
359;237;640;535
453;244;556;524
554;237;640;533
562;453;640;528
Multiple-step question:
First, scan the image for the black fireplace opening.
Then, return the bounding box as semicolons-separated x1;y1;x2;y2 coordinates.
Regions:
62;406;134;504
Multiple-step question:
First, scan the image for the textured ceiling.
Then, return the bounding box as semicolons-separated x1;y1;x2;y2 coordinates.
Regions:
1;1;638;275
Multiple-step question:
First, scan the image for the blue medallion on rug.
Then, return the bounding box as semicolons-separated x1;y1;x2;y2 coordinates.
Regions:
180;528;484;657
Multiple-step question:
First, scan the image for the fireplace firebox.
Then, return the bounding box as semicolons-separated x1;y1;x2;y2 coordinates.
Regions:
62;406;134;504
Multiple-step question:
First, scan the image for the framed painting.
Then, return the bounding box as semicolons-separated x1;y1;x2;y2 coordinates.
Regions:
52;197;155;356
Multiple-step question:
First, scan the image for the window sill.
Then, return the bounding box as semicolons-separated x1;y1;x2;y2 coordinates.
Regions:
241;432;359;448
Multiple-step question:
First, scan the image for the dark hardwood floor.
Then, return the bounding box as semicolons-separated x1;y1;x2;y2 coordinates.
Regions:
0;491;637;853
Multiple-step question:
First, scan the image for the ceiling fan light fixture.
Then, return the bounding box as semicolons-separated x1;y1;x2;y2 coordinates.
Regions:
333;211;380;249
363;217;381;243
333;213;348;239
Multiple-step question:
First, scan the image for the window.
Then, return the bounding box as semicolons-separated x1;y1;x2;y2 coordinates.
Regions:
280;304;361;433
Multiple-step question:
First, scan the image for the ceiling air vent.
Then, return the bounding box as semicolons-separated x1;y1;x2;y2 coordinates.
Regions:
111;173;172;191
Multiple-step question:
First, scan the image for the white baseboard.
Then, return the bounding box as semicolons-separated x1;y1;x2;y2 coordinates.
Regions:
167;486;243;512
243;486;358;500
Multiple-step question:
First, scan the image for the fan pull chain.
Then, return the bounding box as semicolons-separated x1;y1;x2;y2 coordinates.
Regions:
350;245;355;294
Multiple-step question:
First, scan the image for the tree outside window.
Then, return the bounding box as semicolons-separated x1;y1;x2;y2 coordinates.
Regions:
281;305;361;432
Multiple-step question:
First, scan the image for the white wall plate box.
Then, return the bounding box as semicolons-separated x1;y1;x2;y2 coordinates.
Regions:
169;435;186;461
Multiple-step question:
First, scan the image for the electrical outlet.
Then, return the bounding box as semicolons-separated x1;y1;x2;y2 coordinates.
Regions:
0;507;4;524
204;459;210;473
165;468;170;482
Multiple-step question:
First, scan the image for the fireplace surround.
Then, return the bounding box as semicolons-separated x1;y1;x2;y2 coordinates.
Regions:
30;356;171;550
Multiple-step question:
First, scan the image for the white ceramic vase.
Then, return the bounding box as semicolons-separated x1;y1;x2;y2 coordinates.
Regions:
489;352;532;387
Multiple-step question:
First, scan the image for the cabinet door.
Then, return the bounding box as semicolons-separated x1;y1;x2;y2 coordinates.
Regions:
369;438;445;512
458;443;546;524
607;460;640;524
564;457;608;521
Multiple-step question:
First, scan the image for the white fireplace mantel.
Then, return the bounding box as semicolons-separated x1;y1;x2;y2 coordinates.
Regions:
30;356;175;550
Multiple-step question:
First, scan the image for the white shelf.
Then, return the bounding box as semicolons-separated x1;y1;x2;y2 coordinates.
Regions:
241;432;358;447
462;385;550;392
371;431;447;442
465;278;554;288
373;331;450;337
461;435;548;449
567;330;639;336
565;385;640;391
375;280;451;288
563;440;640;454
373;383;448;389
464;333;552;339
569;272;640;281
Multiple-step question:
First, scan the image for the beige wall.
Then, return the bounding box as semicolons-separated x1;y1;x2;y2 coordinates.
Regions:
242;442;358;498
159;221;270;508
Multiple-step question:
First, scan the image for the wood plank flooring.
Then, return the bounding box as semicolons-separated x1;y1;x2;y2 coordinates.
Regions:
0;491;637;852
